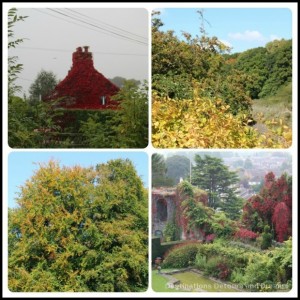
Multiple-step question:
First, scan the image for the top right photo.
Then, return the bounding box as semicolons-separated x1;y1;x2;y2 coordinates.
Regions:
152;8;292;149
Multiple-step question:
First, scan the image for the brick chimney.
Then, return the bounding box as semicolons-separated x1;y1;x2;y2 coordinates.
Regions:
72;46;93;68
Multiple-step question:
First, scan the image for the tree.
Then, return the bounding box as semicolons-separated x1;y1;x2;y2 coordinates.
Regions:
29;70;58;104
109;76;140;88
242;172;292;242
111;80;148;148
166;155;191;184
8;159;148;292
261;225;272;250
272;202;291;243
8;8;27;98
244;158;253;169
192;155;239;211
152;153;173;187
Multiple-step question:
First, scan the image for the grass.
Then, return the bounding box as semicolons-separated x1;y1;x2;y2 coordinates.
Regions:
152;271;178;292
252;82;292;127
251;82;292;147
173;271;239;292
152;269;240;292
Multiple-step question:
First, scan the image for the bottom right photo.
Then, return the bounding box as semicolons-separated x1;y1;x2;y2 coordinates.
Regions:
152;151;292;292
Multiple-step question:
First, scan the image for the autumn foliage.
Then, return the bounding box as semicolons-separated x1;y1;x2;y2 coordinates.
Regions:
242;172;292;243
45;47;119;110
234;228;258;241
152;95;260;148
8;159;148;292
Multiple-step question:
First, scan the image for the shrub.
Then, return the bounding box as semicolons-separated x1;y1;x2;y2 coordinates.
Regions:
152;95;260;148
195;253;207;270
217;262;231;280
204;256;222;277
242;258;272;290
234;228;258;242
163;221;179;242
162;242;201;269
205;233;216;243
230;269;244;284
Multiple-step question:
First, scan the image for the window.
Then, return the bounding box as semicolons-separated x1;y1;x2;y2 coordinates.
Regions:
100;95;106;105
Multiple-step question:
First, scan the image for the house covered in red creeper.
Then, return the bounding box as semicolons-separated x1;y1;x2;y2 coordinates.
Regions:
45;46;119;109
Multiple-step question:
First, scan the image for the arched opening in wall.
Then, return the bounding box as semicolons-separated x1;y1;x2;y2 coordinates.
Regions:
157;198;167;222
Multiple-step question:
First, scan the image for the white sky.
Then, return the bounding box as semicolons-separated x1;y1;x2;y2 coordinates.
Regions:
8;8;148;97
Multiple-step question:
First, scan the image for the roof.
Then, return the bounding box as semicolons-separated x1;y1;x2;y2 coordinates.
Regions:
45;46;120;110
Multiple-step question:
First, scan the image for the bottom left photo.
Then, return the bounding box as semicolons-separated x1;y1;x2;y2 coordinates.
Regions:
8;152;148;292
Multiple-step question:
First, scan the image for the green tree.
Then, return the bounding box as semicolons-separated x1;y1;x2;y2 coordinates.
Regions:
152;153;173;187
8;159;148;292
109;76;140;88
111;80;148;148
166;155;191;184
29;70;58;104
261;225;273;250
192;155;239;211
79;111;114;148
8;8;27;98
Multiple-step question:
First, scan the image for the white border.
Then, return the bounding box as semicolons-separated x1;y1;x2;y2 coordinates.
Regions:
2;2;298;298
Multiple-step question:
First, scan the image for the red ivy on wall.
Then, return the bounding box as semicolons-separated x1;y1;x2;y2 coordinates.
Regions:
45;46;120;110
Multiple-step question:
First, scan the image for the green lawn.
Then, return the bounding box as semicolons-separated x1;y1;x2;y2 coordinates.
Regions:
173;271;239;292
152;271;177;292
152;269;240;292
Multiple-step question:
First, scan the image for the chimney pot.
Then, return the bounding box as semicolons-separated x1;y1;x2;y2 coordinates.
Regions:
83;46;89;53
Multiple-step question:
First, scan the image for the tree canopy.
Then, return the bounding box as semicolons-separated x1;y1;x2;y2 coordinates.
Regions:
166;155;191;184
191;155;241;217
8;159;148;292
29;70;58;104
152;154;174;187
242;172;292;243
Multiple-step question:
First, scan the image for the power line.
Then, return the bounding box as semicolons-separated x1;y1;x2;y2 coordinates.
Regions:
65;8;147;41
18;46;147;57
33;8;104;36
46;8;147;46
33;8;146;46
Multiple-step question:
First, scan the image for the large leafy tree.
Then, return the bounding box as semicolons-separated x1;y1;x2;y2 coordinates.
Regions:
8;159;148;292
242;172;292;242
29;70;58;104
191;155;240;214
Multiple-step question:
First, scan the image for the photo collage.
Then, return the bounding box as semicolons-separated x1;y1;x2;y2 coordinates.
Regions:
3;2;297;298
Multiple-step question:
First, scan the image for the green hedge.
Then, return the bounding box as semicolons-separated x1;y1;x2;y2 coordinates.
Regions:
162;242;202;268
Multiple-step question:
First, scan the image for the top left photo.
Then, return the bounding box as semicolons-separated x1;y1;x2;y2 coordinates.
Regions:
7;7;149;148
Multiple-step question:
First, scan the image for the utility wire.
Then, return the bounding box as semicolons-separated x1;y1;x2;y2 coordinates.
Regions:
47;8;147;46
33;8;146;46
65;8;147;41
18;46;147;56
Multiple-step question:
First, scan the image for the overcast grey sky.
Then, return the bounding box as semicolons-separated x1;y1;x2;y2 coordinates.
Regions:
9;8;148;97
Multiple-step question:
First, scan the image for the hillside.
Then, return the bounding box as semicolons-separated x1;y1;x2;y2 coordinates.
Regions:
152;11;292;148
